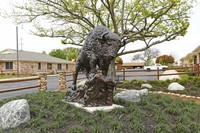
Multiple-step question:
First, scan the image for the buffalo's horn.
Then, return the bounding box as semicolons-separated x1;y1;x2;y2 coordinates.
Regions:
100;31;109;40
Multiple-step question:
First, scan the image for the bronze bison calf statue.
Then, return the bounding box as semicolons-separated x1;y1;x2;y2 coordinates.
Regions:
71;26;123;90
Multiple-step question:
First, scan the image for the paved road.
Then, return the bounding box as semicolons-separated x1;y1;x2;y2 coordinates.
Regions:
116;71;159;81
0;76;58;100
0;71;160;100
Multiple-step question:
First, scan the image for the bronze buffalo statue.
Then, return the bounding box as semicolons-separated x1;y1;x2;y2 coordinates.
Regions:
71;26;123;90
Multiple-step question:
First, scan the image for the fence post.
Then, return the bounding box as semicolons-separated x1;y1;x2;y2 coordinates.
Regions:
193;64;195;74
58;71;67;92
157;67;159;80
123;67;125;81
198;64;200;77
38;72;47;92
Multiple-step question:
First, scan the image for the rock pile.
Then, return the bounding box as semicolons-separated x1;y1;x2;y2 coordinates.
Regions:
114;82;187;103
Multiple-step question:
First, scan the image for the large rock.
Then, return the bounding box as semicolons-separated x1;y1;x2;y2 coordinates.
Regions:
65;74;115;107
159;70;181;80
141;84;152;89
168;82;185;91
0;99;30;130
114;90;141;102
138;89;149;95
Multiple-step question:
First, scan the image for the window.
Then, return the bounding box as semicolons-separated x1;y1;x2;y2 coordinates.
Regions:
38;63;41;70
5;62;13;69
66;64;68;70
47;63;52;69
57;64;62;70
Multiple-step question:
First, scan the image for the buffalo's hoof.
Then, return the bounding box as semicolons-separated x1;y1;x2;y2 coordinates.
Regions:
89;73;96;80
71;84;77;91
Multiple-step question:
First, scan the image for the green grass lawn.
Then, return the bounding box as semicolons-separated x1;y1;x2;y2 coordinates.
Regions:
1;92;200;133
179;74;189;80
0;74;33;79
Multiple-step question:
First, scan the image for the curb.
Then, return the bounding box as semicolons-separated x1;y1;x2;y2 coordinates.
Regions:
149;91;200;103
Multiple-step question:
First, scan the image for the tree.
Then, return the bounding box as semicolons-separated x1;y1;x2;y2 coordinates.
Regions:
49;47;80;61
64;47;80;61
132;48;160;65
115;56;123;64
156;55;175;65
42;51;47;54
115;56;123;70
49;49;66;60
6;0;195;57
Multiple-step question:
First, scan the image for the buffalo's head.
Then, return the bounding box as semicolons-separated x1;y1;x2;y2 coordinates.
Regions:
94;31;121;62
83;26;125;62
104;32;121;60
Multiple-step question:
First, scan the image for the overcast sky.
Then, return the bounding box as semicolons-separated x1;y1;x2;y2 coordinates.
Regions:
0;0;200;62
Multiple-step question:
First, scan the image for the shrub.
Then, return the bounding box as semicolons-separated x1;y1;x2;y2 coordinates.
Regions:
115;56;123;64
195;81;200;87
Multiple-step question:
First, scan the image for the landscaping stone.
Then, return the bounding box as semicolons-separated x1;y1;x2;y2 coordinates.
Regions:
167;82;185;91
138;89;149;95
141;84;152;89
197;97;200;100
0;99;30;130
114;90;141;102
159;70;181;80
180;94;186;97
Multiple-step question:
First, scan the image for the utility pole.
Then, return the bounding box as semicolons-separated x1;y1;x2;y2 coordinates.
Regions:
16;26;19;77
20;37;23;50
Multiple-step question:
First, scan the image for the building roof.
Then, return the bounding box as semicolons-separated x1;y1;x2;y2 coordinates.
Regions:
0;49;75;64
193;45;200;53
180;45;200;61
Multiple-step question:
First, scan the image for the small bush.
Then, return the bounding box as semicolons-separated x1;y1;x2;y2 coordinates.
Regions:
195;81;200;87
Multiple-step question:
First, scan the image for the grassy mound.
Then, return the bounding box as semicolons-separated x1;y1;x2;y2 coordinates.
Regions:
0;92;200;133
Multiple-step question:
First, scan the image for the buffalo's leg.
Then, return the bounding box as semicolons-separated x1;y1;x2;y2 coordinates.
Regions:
85;67;90;79
89;55;97;79
102;66;109;76
71;63;81;90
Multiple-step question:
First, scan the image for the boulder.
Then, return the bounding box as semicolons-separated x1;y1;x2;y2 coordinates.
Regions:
114;90;141;102
66;74;115;106
141;84;152;89
159;70;181;80
167;82;185;91
0;99;30;130
138;89;149;95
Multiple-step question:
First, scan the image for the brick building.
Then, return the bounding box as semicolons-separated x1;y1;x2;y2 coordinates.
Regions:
0;49;75;75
